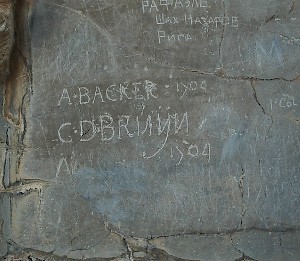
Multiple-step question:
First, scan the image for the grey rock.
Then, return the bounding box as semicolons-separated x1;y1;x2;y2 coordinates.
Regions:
0;0;299;260
150;234;242;261
0;232;7;258
232;230;300;261
280;231;300;261
9;185;126;258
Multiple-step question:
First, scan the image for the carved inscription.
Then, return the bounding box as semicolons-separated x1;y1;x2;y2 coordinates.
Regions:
270;94;298;110
140;0;239;43
56;78;210;165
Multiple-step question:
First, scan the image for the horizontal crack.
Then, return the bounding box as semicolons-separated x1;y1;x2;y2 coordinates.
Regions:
5;238;125;261
3;225;299;261
145;226;300;240
178;66;300;82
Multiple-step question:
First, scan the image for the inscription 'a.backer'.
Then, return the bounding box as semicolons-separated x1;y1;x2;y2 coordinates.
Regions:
57;80;158;105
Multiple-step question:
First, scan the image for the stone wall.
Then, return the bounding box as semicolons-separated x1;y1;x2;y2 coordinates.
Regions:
0;1;299;260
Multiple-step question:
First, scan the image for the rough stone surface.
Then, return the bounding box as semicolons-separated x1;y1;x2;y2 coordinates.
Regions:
150;234;241;261
0;227;7;258
0;0;299;260
232;230;300;261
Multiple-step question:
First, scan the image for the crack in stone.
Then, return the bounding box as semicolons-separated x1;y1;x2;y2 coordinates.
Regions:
256;14;279;32
218;0;226;60
95;215;300;260
230;236;259;261
250;80;274;140
260;14;279;28
234;256;259;261
238;165;246;228
19;90;30;145
1;129;10;189
5;238;126;261
289;1;296;14
178;66;300;82
229;235;242;255
3;227;300;260
215;69;300;82
145;226;300;240
145;244;195;261
124;238;134;261
279;234;285;255
250;81;266;114
0;219;4;239
257;2;296;32
102;219;135;260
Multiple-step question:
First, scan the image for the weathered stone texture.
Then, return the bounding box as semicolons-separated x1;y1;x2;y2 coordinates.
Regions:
0;0;13;82
0;0;300;260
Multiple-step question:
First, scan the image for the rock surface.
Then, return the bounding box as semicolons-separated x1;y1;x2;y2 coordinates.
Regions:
0;0;299;260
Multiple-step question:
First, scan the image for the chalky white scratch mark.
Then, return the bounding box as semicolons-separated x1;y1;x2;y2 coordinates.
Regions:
48;2;118;70
142;121;170;159
175;146;184;165
198;118;207;131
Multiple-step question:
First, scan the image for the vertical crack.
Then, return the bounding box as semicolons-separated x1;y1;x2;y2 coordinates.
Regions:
124;238;134;261
229;235;243;256
250;80;273;140
279;234;285;254
2;128;10;188
103;219;133;260
238;165;246;228
218;0;226;60
250;80;265;114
